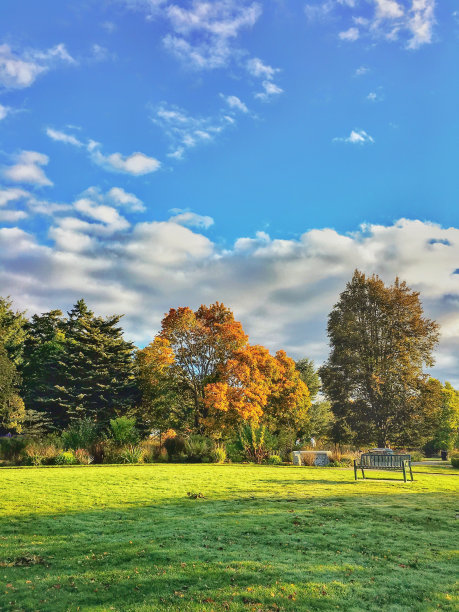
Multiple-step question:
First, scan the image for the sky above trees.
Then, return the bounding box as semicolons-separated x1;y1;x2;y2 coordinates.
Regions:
0;1;457;385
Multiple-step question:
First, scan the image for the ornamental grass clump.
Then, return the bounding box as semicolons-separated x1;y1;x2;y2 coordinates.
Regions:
211;445;227;463
183;435;213;462
24;442;61;466
120;444;144;464
62;418;99;451
75;448;93;465
239;424;269;463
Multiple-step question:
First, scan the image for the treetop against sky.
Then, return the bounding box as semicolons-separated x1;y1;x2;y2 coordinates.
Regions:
0;1;457;384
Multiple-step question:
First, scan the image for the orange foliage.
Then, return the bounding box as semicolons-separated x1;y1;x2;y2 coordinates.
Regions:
136;337;175;385
205;345;310;428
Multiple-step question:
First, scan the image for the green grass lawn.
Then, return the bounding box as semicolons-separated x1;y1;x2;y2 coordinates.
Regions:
1;464;458;611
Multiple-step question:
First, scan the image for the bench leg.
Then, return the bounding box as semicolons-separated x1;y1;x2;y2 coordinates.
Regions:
402;462;407;482
361;467;365;479
409;465;414;481
354;461;358;480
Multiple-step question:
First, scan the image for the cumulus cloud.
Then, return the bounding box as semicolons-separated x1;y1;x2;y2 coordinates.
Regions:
246;57;279;80
3;151;53;186
333;129;375;144
0;104;10;120
339;26;360;41
45;128;161;176
106;187;145;212
1;208;458;385
0;43;75;90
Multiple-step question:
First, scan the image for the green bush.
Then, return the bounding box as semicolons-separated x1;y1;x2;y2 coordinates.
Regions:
55;450;78;465
164;435;186;460
212;445;227;463
238;424;269;464
267;454;282;465
109;416;138;446
120;445;144;464
409;451;424;462
0;436;28;461
225;441;244;463
62;418;99;450
184;435;213;463
451;454;459;469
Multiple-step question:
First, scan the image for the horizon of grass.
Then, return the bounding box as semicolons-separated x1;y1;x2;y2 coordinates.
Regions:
1;463;458;611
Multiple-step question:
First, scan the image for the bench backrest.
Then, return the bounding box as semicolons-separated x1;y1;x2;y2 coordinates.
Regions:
360;453;411;468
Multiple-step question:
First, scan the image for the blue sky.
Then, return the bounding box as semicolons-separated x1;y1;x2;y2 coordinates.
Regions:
0;1;458;384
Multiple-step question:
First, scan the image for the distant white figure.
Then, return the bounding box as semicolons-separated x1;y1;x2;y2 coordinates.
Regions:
310;436;316;448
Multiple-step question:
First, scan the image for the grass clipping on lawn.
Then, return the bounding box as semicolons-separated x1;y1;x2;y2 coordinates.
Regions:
1;463;458;611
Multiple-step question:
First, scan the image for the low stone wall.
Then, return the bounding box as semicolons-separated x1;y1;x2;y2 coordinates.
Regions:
293;450;331;466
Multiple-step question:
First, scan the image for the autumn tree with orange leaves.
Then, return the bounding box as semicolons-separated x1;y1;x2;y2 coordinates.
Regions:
204;345;310;434
136;302;310;435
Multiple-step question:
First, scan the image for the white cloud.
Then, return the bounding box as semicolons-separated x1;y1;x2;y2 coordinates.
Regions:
45;128;161;176
255;80;284;101
46;127;84;147
1;215;459;386
333;129;375;144
339;26;360;41
3;151;53;186
0;209;28;223
246;57;279;80
0;43;75;90
152;101;233;159
169;210;214;229
106;187;145;212
220;94;248;113
354;66;370;76
91;149;161;175
0;187;29;207
0;104;10;120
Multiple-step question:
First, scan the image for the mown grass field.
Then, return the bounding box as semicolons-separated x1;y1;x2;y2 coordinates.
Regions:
1;463;458;611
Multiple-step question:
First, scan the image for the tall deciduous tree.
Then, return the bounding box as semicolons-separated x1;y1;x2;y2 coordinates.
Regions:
319;270;439;447
0;344;25;432
205;345;310;433
159;303;248;430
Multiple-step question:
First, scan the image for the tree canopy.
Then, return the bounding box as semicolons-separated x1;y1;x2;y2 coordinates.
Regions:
320;270;440;447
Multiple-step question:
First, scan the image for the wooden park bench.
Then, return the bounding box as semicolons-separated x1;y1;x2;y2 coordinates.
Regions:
354;453;413;482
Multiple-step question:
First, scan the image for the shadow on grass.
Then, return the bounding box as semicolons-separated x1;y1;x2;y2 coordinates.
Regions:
1;489;458;611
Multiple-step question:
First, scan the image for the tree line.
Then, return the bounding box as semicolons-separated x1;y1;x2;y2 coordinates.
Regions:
1;270;457;452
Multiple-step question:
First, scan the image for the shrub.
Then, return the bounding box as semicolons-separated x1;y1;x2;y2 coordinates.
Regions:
120;445;144;464
23;442;61;466
408;451;424;462
0;436;28;462
62;418;99;451
164;435;186;460
238;424;269;464
225;441;244;463
109;416;138;446
75;448;93;465
451;454;459;469
55;450;78;465
212;445;227;464
267;454;282;465
184;435;213;463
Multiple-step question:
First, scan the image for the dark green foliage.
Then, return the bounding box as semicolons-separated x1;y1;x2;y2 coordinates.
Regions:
62;417;99;450
183;435;213;462
238;423;269;463
451;454;459;468
320;271;440;447
164;435;186;460
0;344;24;432
55;300;138;426
295;357;320;401
21;309;66;429
0;436;27;460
